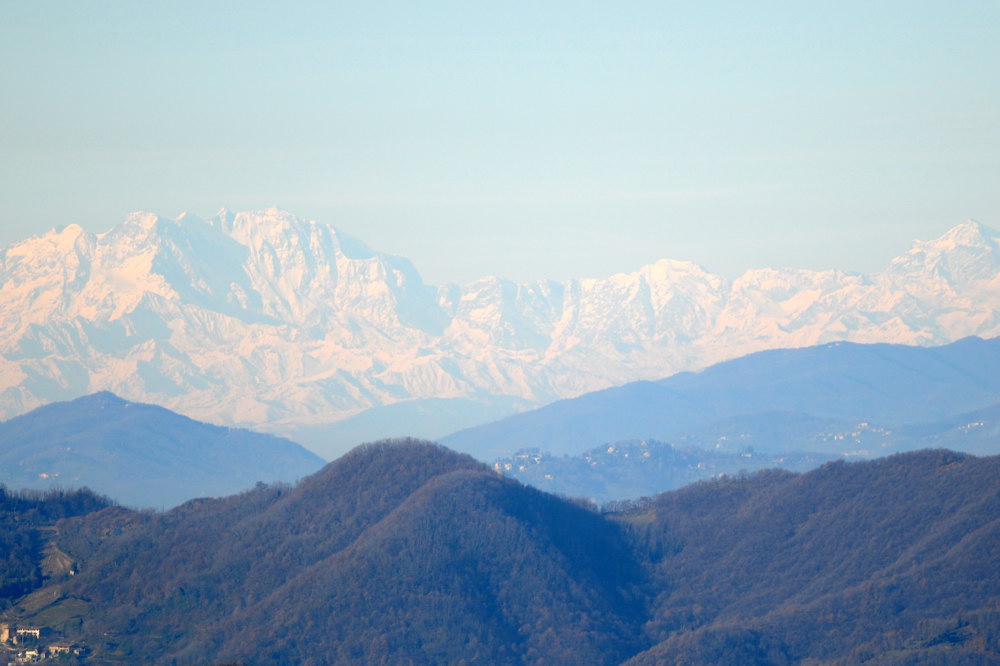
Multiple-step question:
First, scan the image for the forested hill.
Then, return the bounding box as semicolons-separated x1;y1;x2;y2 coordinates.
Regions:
622;449;1000;663
0;486;113;609
45;440;648;664
10;442;1000;664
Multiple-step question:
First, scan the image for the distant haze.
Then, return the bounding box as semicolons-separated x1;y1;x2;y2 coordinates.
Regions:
2;2;998;284
1;210;997;461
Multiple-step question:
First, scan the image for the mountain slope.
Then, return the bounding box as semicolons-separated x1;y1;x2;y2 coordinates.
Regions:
896;401;1000;457
1;211;998;457
45;440;648;664
205;468;645;664
496;437;837;504
0;392;323;508
497;401;1000;502
626;449;1000;664
441;336;1000;458
10;443;1000;664
0;486;113;610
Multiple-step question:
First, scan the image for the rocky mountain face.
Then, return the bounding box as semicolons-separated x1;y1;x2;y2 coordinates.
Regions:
1;209;998;457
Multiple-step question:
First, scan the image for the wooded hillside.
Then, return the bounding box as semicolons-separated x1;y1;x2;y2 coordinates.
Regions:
6;442;998;664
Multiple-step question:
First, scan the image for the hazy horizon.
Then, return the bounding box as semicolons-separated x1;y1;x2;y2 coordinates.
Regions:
2;1;998;284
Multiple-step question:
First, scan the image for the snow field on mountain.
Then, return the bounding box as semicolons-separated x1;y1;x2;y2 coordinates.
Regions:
1;208;998;449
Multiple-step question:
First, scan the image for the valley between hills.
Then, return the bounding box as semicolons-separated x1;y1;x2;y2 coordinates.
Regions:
1;443;999;665
1;336;998;663
5;0;1000;661
1;212;999;664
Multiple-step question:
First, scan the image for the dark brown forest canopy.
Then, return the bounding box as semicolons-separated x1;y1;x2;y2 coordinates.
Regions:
4;442;999;665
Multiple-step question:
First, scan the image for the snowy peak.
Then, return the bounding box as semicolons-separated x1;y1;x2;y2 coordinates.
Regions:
0;208;446;332
200;208;445;332
110;210;162;233
888;219;1000;285
635;257;719;283
0;213;997;448
936;219;999;247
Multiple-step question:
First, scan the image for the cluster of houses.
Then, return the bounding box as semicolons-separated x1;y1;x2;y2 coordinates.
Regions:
0;624;84;663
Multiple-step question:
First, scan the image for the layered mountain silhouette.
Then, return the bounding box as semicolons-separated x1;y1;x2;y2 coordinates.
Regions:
7;441;998;664
0;392;323;508
5;336;996;509
442;335;1000;459
1;210;998;457
497;397;1000;504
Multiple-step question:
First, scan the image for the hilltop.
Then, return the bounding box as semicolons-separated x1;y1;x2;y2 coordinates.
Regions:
0;392;323;508
4;441;997;664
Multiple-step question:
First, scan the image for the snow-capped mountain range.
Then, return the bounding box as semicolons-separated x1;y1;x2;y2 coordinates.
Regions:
1;208;998;452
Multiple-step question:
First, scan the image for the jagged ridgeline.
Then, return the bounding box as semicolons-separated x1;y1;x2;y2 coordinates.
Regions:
2;210;998;457
6;441;999;664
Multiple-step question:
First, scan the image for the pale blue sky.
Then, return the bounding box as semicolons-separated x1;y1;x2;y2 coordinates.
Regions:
2;1;998;284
